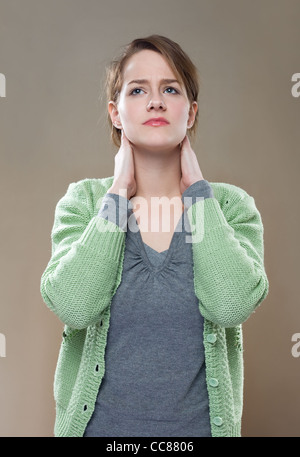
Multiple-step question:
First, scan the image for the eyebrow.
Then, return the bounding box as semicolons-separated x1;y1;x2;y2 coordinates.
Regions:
127;78;181;86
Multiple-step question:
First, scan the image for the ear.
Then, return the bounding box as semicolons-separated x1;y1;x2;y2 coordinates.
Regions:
187;101;198;129
108;101;122;129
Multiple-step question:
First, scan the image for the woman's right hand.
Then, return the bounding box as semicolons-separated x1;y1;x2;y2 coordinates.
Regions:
107;130;137;200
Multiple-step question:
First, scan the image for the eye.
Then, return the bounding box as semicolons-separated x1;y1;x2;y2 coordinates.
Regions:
164;86;179;94
130;87;145;95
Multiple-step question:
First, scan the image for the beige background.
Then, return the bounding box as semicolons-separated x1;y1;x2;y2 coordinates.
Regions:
1;0;299;437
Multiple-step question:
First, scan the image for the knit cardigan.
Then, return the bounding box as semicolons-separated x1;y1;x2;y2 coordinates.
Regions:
40;176;269;437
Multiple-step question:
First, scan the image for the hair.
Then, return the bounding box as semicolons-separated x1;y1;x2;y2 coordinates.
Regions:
105;35;200;148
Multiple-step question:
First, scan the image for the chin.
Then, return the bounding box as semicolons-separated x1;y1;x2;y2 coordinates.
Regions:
143;143;179;153
133;137;181;152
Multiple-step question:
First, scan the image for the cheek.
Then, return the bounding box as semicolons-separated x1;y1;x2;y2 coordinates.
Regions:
172;101;190;123
118;102;141;142
119;102;140;127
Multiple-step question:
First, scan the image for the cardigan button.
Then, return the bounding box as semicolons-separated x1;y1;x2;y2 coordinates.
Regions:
209;378;219;387
212;416;223;426
206;333;217;344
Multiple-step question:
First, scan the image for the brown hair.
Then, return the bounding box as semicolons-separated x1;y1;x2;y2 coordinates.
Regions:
105;35;200;148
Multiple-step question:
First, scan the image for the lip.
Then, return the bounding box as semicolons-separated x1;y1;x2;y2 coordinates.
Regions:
143;117;170;126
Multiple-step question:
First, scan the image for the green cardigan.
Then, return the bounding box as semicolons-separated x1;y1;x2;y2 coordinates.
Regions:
40;176;269;437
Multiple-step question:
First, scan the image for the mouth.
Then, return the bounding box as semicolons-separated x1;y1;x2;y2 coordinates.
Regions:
143;117;170;127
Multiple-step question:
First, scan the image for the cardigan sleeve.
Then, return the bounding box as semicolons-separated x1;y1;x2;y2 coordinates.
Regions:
184;184;269;327
40;182;126;329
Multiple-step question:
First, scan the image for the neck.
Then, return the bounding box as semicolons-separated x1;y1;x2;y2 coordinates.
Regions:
132;144;182;200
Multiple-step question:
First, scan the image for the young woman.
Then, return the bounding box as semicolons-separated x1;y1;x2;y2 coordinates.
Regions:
40;35;269;437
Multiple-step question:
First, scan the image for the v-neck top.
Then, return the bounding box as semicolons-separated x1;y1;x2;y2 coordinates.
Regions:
84;180;214;437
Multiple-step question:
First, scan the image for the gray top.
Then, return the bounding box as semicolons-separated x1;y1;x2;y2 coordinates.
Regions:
84;180;214;437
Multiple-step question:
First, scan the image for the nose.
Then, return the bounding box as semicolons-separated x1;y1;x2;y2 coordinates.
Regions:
146;95;166;111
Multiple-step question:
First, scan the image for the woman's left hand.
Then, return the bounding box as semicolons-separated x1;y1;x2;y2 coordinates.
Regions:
179;135;204;194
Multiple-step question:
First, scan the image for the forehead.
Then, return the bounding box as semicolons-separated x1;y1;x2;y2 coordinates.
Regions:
123;50;179;83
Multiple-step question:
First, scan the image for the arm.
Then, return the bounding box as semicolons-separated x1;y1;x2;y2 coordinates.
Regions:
183;184;269;327
40;182;130;329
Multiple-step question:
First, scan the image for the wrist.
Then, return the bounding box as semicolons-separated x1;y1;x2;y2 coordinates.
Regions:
107;186;129;200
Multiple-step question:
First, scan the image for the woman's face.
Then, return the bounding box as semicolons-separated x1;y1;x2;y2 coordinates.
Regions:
109;50;197;152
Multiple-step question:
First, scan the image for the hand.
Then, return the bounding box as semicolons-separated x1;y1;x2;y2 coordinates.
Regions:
107;130;137;200
179;135;204;194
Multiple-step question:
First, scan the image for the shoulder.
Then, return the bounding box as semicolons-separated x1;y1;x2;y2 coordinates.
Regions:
63;175;113;203
210;181;254;205
210;181;263;226
66;176;114;197
55;176;114;217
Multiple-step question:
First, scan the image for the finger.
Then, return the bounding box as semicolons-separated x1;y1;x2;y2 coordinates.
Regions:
123;131;134;149
122;129;130;144
121;129;128;147
180;135;188;152
183;134;190;146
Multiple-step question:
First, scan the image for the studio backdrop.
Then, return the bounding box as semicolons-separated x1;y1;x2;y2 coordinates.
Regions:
0;0;299;437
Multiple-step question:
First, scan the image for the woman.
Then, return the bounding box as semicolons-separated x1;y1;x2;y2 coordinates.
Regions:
40;35;269;437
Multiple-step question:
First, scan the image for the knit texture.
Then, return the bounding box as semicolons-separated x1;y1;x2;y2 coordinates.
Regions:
40;176;269;437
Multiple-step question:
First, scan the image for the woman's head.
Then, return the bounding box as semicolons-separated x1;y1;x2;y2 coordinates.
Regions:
105;35;200;151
